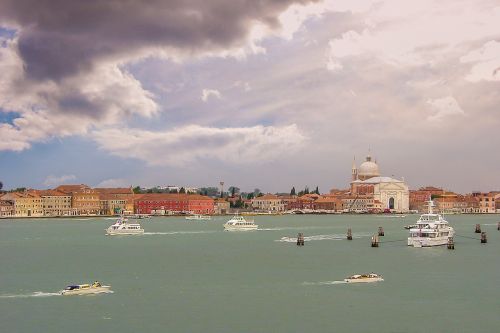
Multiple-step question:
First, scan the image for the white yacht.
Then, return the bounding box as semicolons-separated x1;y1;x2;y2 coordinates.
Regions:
223;215;258;231
61;282;111;296
106;216;144;235
185;214;211;221
344;273;384;283
407;200;454;247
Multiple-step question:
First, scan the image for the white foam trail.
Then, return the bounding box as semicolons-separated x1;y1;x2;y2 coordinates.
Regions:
143;230;218;235
0;291;61;298
259;226;345;232
276;233;371;242
302;281;347;286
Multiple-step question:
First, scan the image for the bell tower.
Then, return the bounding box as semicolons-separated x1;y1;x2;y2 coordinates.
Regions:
351;156;358;181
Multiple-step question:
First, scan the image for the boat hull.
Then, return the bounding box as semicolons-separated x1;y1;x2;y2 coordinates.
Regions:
61;286;111;296
106;229;144;236
223;225;258;231
344;278;384;283
407;237;449;247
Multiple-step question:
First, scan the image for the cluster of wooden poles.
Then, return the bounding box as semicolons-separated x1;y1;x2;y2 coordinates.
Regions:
295;222;500;247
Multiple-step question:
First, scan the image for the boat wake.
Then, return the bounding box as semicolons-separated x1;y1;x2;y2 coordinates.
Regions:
143;230;218;236
276;233;371;242
259;226;344;232
302;281;347;286
0;291;61;299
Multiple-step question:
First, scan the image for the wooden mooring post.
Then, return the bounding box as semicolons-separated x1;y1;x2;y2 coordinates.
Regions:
481;232;487;244
447;237;454;250
371;235;379;247
378;226;385;236
497;222;500;231
347;228;353;240
297;233;305;246
475;224;481;233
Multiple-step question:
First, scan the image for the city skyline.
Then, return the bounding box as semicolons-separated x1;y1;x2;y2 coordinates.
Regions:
1;1;499;193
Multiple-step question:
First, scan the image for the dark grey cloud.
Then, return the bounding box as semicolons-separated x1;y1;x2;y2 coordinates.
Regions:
0;0;316;81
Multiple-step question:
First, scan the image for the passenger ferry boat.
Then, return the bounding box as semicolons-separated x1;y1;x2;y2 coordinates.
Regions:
185;214;211;221
407;200;454;247
344;273;384;283
61;282;111;295
223;215;258;231
106;216;144;235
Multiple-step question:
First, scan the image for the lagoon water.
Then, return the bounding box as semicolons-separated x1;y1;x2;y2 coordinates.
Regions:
1;214;499;333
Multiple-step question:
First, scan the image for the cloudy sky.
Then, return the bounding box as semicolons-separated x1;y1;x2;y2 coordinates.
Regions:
0;0;499;193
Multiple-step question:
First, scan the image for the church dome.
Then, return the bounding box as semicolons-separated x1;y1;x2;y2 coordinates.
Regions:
358;155;380;179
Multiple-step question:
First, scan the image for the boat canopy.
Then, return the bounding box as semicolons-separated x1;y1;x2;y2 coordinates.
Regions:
64;285;80;290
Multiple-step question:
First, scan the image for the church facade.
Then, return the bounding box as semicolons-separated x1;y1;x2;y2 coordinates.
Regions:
350;155;410;213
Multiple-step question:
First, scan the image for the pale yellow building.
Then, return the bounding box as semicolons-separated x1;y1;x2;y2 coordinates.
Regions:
37;190;74;216
0;191;43;217
251;194;285;212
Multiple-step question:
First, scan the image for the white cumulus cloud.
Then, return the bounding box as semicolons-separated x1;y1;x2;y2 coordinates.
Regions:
201;89;222;102
43;174;77;187
93;124;307;166
426;96;465;122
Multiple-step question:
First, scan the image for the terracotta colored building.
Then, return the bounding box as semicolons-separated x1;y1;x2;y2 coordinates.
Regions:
56;184;100;215
135;194;214;215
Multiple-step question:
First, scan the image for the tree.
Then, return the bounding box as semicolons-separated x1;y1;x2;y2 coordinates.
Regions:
228;186;240;197
314;186;320;195
253;188;261;197
179;187;186;194
132;186;142;194
290;187;296;196
169;188;179;194
247;193;254;200
0;181;3;191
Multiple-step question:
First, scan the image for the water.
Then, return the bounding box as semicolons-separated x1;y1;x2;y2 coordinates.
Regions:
1;215;499;332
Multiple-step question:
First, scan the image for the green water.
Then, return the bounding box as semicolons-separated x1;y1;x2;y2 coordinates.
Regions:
1;215;499;333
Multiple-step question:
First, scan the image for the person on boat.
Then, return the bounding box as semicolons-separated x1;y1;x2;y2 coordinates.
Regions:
93;281;101;287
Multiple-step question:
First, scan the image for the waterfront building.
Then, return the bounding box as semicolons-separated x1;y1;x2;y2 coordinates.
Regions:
251;194;285;212
56;184;100;215
313;196;343;211
135;193;214;215
214;198;230;215
95;187;135;215
0;200;15;217
37;190;74;216
340;194;374;212
350;153;409;213
0;191;43;217
472;192;499;213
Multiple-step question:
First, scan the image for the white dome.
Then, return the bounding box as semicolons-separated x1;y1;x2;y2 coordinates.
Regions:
358;155;380;178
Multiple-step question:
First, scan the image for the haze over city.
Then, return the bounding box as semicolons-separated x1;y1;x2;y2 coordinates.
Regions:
1;0;499;193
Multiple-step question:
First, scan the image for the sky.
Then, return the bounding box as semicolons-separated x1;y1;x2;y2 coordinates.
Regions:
0;0;499;193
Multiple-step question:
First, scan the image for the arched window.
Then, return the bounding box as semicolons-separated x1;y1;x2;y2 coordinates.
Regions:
389;197;395;210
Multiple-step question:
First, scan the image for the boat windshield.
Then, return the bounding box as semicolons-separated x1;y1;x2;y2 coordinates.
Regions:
65;285;80;290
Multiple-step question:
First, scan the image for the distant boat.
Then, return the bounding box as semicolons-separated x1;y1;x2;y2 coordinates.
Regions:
61;282;111;295
106;216;144;235
185;214;211;221
407;200;454;247
344;273;384;283
223;215;258;231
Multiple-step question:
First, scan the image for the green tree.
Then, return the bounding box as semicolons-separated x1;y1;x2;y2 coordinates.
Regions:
247;193;254;200
228;186;240;197
314;186;320;195
290;187;296;196
0;181;3;192
179;187;186;194
132;186;142;194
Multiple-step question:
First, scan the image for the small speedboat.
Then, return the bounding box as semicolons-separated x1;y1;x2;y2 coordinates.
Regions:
344;273;384;283
61;282;111;295
404;224;417;229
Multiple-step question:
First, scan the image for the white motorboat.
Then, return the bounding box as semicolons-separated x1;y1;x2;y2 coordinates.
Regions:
61;282;111;295
344;273;384;283
185;214;211;221
106;216;144;235
223;215;258;231
407;199;454;247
